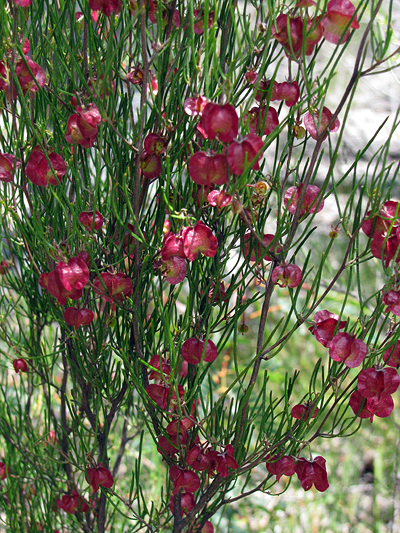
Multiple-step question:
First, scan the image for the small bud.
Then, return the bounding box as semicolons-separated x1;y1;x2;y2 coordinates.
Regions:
254;181;269;196
238;323;249;334
329;224;340;239
293;125;306;139
0;261;9;275
244;69;258;85
163;219;171;234
251;193;264;207
231;198;243;214
107;316;117;328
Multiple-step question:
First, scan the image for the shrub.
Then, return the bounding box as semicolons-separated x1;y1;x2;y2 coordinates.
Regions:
0;0;399;532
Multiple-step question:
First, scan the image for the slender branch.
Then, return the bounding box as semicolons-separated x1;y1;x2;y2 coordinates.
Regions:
172;491;183;533
107;487;155;531
285;0;383;251
233;267;276;448
106;380;128;427
360;45;400;77
112;424;138;478
259;217;367;359
66;338;97;430
180;477;223;531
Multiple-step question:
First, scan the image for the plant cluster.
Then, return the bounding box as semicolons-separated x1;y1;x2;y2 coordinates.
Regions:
0;0;399;532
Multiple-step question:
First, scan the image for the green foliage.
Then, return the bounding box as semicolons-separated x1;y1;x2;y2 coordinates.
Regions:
0;0;399;531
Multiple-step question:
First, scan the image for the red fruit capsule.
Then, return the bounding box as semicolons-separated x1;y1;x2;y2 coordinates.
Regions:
208;190;232;208
187;444;211;472
309;310;347;348
181;338;218;365
88;0;122;17
166;417;195;437
148;354;171;381
0;261;9;275
227;133;264;175
304;107;340;141
93;272;133;303
145;383;185;411
0;53;45;100
206;444;238;478
64;307;94;329
244;232;279;263
13;358;28;373
86;463;114;492
56;490;90;514
305;17;324;55
357;366;400;400
271;264;303;288
271;81;300;107
79;211;104;231
159;256;187;285
246;106;279;136
361;201;400;238
383;290;400;316
182;221;218;261
295;456;329;492
367;395;394;422
57;256;89;292
291;403;319;421
383;341;400;368
0;153;21;183
184;95;207;116
349;390;370;419
140;152;162;179
271;14;304;57
266;454;296;481
144;133;167;156
284;184;324;216
168;492;195;516
127;65;144;85
329;333;367;368
0;461;9;480
321;0;359;45
161;232;185;260
198;102;239;143
26;147;67;187
188;152;228;186
157;435;180;458
65;103;101;148
170;466;200;495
